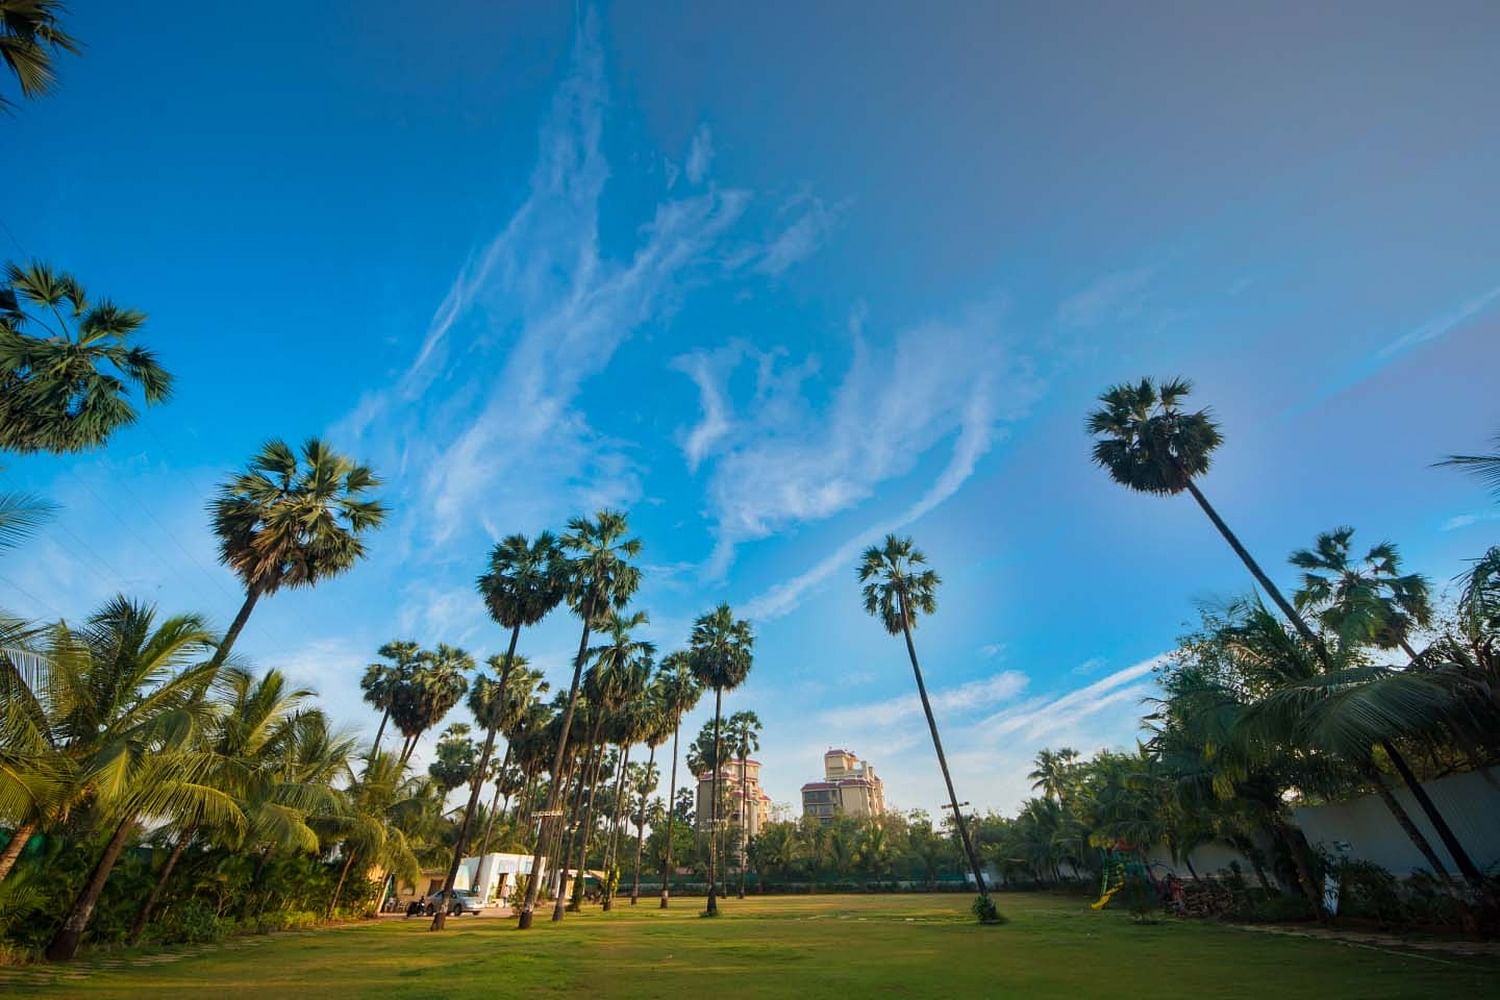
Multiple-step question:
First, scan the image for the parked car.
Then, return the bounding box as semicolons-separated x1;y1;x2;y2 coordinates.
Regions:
421;889;484;916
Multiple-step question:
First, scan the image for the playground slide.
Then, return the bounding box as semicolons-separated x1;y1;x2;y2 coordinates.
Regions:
1090;883;1123;910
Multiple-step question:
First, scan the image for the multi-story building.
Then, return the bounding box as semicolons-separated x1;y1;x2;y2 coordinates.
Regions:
694;758;772;838
801;748;885;823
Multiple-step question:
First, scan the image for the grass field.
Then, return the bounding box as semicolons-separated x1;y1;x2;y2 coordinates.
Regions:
6;893;1498;998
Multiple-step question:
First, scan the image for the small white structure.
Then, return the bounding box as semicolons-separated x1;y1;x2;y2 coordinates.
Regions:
458;852;546;906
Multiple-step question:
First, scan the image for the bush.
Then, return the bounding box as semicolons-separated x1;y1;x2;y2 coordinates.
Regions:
156;899;230;945
971;894;1006;924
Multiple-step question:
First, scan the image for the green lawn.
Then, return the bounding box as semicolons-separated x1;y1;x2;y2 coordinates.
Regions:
6;893;1497;998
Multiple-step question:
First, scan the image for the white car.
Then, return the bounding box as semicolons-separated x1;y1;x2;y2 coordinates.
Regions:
422;888;484;916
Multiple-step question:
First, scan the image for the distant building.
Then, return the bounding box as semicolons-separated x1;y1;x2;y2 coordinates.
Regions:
801;748;885;823
695;758;772;838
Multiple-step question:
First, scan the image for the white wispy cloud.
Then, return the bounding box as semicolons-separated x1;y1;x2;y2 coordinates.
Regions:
1441;509;1500;532
979;642;1005;659
1057;268;1152;329
759;194;837;276
721;304;1038;618
822;670;1028;728
980;654;1164;743
685;124;714;185
1376;283;1500;360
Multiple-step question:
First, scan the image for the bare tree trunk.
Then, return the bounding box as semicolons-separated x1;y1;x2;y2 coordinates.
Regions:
660;722;681;909
630;743;656;904
327;847;356;919
518;617;592;930
371;707;391;760
738;752;749;898
602;744;631;911
480;741;512;855
46;816;135;962
208;587;261;670
128;819;197;944
432;625;522;930
706;686;724;916
0;820;35;881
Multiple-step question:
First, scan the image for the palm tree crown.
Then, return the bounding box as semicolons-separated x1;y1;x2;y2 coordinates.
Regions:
561;510;643;625
0;261;171;454
0;1;79;109
859;534;940;634
688;605;754;692
1290;526;1432;653
209;438;386;598
1086;377;1222;495
478;532;569;631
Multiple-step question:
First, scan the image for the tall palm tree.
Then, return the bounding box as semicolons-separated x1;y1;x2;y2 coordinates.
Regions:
361;641;420;761
655;651;701;908
517;510;641;930
208;438;386;669
0;0;78;109
687;603;753;917
601;659;653;911
430;531;566;930
393;644;472;766
1087;378;1484;890
42;598;243;961
629;680;668;905
858;535;997;921
0;261;171;454
1291;527;1432;658
725;709;762;898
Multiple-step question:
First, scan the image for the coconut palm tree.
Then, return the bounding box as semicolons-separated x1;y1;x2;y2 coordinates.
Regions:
1438;430;1500;503
1028;748;1079;803
208;438;386;669
0;491;53;551
0;613;58;880
687;603;753;917
0;0;78;109
0;261;171;454
1087;378;1484;891
324;753;423;919
655;651;701;908
361;641;420;762
42;598;243;961
517;510;640;930
1291;527;1433;658
725;709;762;898
858;535;998;922
128;667;323;943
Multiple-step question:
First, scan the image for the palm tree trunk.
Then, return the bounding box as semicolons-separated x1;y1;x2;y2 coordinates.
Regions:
738;751;749;898
552;748;591;916
1362;761;1453;882
480;742;512;855
518;617;592;929
630;743;655;904
46;816;135;962
398;732;421;768
209;586;262;670
564;733;607;917
432;625;522;930
371;706;391;759
128;819;197;944
897;595;990;908
706;686;724;916
0;820;35;881
660;722;681;909
1183;477;1485;889
1181;480;1319;647
327;847;356;919
602;743;631;910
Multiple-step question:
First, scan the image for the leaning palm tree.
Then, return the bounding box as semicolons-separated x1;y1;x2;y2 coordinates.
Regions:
0;0;78;109
208;438;386;668
1291;526;1433;658
687;603;753;917
655;651;701;908
1086;378;1484;890
517;510;641;930
429;532;567;929
362;640;420;761
725;709;762;898
858;535;999;922
393;644;473;766
0;261;171;454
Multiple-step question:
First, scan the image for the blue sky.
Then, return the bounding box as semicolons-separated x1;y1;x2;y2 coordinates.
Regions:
4;2;1498;815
